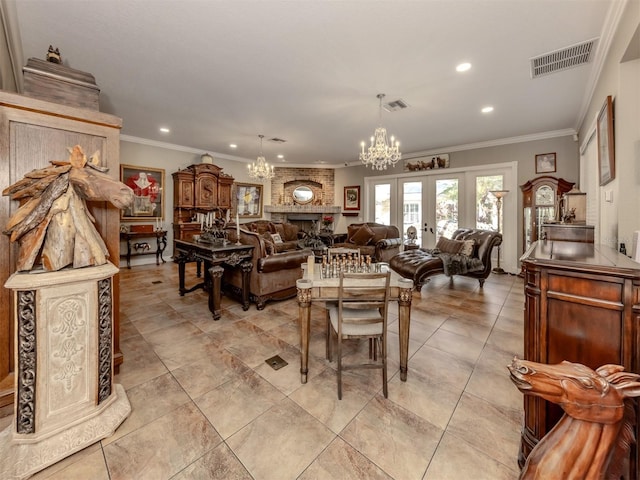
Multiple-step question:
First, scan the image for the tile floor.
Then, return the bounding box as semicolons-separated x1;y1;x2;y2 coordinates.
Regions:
11;262;526;479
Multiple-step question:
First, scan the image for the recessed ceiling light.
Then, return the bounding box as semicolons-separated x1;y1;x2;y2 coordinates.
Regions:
229;144;237;149
456;62;471;72
159;127;170;133
481;106;494;113
277;154;284;159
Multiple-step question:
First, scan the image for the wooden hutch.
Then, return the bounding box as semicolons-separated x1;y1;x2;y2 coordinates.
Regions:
172;163;234;241
520;240;640;478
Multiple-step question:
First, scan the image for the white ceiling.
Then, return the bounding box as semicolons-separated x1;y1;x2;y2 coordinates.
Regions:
14;0;617;167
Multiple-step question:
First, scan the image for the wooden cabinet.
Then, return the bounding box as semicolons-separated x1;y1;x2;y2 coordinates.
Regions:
172;163;234;241
520;176;574;253
520;241;640;478
173;169;195;208
0;91;123;408
218;175;233;208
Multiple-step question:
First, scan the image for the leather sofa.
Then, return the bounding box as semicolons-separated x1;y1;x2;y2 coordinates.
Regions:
224;224;312;309
389;228;503;290
241;220;305;252
331;222;402;263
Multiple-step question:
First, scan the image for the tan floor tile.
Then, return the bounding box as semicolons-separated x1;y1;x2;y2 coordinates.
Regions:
171;443;252;479
172;347;250;398
195;370;286;439
115;334;168;390
446;392;522;468
409;345;474;392
227;398;335;480
141;320;205;348
103;373;191;445
426;328;486;364
104;402;221;480
424;432;519;479
341;396;442;479
299;436;392;479
387;368;462;430
226;331;291;368
289;367;375;434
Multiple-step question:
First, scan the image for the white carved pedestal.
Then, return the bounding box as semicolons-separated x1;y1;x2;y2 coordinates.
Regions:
0;263;131;479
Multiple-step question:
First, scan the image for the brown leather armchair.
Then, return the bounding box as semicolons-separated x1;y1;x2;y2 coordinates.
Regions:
224;225;312;309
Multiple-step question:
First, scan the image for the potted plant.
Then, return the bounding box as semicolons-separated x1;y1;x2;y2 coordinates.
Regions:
321;215;334;233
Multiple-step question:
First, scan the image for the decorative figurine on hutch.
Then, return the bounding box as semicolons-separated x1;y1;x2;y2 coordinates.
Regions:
0;145;133;479
509;357;640;480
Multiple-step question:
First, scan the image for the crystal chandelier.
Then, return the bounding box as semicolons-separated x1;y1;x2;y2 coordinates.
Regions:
248;134;275;180
359;93;401;170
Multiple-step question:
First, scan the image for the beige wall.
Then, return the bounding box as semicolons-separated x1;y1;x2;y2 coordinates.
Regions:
120;141;264;264
337;134;579;253
577;0;640;250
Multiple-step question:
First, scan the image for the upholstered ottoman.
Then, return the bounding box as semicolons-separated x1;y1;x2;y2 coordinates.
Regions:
389;229;503;290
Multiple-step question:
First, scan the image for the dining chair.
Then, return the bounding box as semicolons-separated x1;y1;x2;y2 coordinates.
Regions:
326;271;391;399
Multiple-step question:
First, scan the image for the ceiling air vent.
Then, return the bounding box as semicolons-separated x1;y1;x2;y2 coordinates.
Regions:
383;99;409;112
530;38;598;78
269;137;286;143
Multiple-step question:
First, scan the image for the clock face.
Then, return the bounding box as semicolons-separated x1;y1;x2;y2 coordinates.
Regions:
535;185;555;206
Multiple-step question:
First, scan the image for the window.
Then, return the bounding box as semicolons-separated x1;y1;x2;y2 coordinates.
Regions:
476;175;503;231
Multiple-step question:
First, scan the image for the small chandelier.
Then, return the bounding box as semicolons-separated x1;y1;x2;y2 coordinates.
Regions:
248;134;275;180
359;93;401;170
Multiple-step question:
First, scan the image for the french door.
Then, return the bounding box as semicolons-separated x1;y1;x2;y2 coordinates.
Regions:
365;161;517;273
400;174;464;248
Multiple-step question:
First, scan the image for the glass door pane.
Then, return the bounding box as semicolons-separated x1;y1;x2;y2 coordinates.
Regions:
403;182;422;244
435;178;459;242
374;184;391;225
475;175;504;231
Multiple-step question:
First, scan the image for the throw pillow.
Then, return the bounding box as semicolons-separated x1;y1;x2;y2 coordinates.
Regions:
351;224;375;246
262;233;275;255
271;233;284;244
460;239;475;257
435;236;465;254
274;223;286;239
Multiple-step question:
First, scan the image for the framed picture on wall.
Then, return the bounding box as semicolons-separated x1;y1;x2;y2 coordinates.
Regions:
597;95;615;186
344;185;360;211
236;183;263;217
535;153;556;174
120;165;165;221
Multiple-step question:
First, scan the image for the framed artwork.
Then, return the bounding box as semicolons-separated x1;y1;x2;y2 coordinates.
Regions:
597;95;615;186
344;185;360;211
120;164;164;221
535;153;556;174
236;183;263;218
404;154;450;172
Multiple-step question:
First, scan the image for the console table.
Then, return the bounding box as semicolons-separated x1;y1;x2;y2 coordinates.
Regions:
173;240;253;319
120;230;167;268
520;240;640;478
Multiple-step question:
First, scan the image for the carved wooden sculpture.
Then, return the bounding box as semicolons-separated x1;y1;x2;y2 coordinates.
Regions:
2;145;133;271
508;357;640;480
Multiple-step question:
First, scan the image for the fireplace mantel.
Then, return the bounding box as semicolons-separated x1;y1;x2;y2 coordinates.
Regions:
265;205;341;231
265;205;341;214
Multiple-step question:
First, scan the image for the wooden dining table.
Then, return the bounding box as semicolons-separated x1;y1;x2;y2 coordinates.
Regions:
296;268;414;383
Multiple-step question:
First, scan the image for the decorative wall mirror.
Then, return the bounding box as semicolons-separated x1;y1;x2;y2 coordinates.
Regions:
292;186;314;204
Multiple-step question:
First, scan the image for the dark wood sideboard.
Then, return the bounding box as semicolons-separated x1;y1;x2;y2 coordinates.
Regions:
520;240;640;478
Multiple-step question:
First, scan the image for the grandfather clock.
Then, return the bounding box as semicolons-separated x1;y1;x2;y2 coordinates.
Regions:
521;176;574;253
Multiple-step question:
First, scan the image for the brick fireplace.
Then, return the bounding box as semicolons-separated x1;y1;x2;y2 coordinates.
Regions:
266;167;340;233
